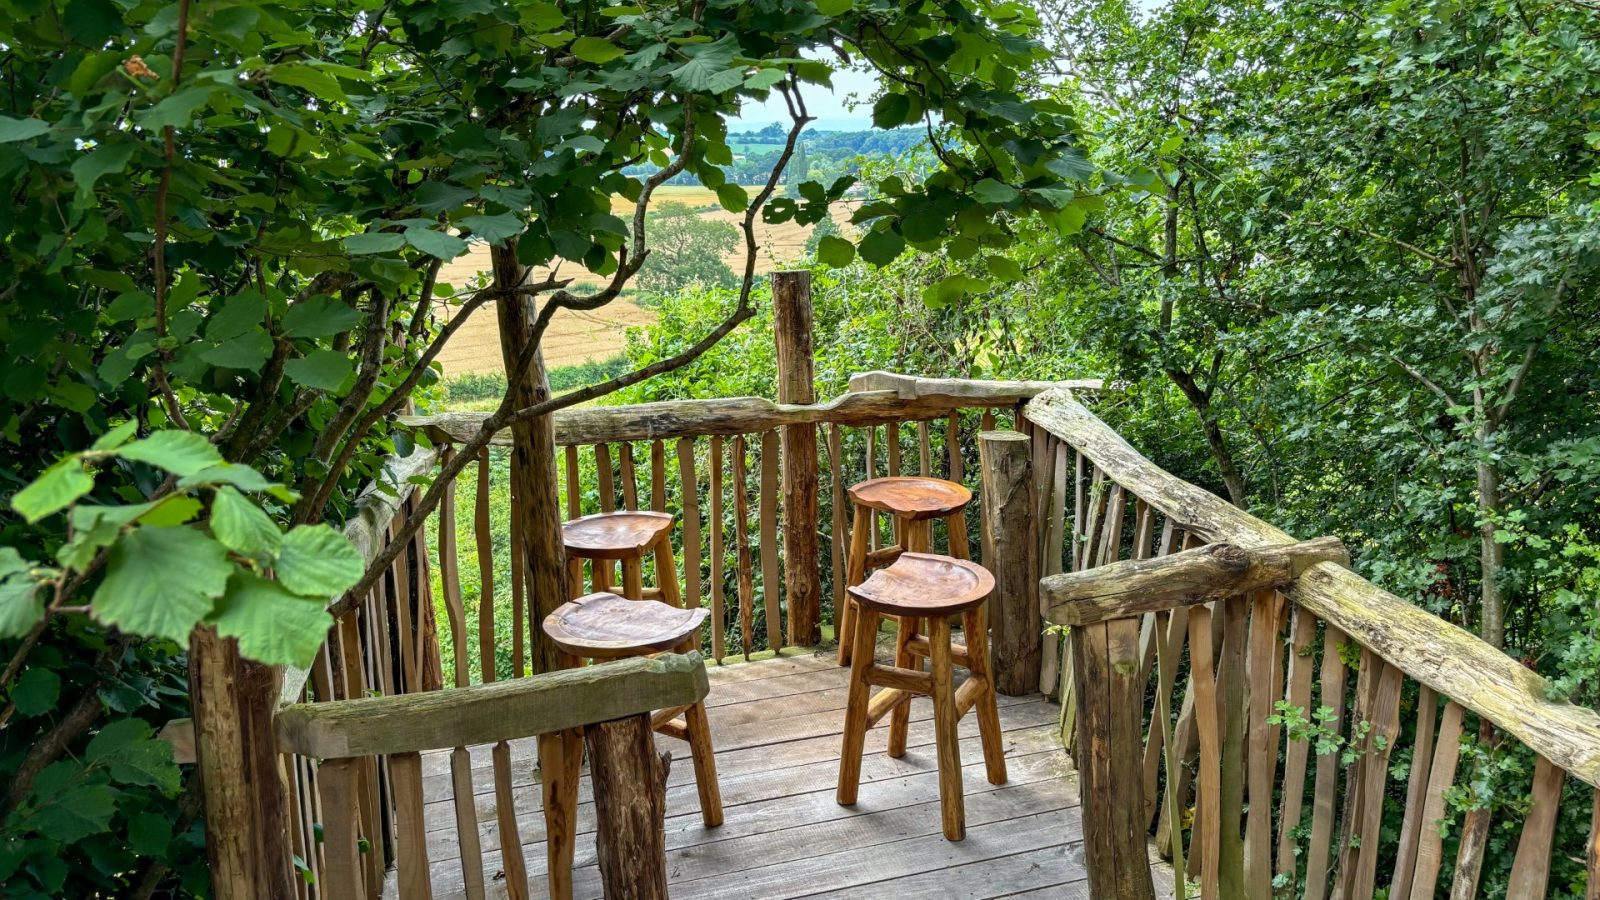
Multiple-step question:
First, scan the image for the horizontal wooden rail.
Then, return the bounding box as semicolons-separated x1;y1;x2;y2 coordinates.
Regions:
1041;537;1349;626
402;371;1105;446
275;652;709;758
1024;387;1600;788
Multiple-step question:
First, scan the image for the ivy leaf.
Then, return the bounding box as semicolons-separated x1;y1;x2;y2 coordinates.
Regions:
283;295;360;338
815;235;856;267
343;232;406;255
857;228;906;266
284;350;353;391
211;571;333;666
119;431;225;477
92;526;232;642
0;115;50;143
570;36;625;64
86;719;180;793
211;487;283;558
405;227;468;260
11;667;60;716
274;525;363;598
11;457;93;523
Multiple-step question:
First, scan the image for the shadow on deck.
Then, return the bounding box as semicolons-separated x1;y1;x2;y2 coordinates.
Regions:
409;651;1090;899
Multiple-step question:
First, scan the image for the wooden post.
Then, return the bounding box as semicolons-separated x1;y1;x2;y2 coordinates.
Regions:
189;628;297;899
492;241;567;676
978;430;1039;695
772;270;821;646
585;714;671;899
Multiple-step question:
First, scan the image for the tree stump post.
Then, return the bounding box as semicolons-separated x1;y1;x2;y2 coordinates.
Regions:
772;270;821;646
979;430;1039;695
585;713;672;899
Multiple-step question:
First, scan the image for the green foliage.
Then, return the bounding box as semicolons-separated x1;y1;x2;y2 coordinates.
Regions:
634;203;741;297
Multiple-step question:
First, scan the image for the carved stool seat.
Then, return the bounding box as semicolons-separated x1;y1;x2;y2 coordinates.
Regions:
836;553;1007;841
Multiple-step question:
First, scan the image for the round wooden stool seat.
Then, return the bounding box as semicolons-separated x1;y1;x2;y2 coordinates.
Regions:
562;510;674;560
543;592;709;660
848;552;995;617
847;476;973;521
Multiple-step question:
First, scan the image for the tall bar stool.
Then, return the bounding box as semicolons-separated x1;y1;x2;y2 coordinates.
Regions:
836;552;1007;841
835;475;973;667
537;511;724;898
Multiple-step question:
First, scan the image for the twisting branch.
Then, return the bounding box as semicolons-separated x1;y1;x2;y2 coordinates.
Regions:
149;0;193;430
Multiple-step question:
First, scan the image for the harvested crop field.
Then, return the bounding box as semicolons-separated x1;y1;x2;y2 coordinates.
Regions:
434;187;852;376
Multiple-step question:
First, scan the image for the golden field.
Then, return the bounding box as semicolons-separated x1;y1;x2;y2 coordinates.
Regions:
434;187;850;375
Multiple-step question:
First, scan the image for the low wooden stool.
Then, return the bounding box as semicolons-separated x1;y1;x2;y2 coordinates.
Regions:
836;552;1007;841
562;509;682;603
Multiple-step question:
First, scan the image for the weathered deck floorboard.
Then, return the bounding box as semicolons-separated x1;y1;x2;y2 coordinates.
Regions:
400;650;1095;899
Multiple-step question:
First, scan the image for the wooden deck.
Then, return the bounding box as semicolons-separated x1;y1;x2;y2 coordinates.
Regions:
410;649;1095;899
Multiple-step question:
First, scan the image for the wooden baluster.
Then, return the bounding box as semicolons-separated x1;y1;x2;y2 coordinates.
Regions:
1042;443;1070;702
865;425;879;553
1154;606;1187;900
492;740;530;900
886;421;901;549
918;419;932;475
1189;604;1222;900
595;443;615;512
391;514;419;692
390;751;432;899
1275;606;1318;885
980;409;996;432
826;425;848;631
1215;593;1248;898
978;430;1038;696
1331;649;1382;899
676;438;702;611
619;440;638;510
1349;662;1404;897
650;439;670;588
1407;701;1465;898
709;435;726;663
1587;787;1600;900
1303;625;1350;900
1140;518;1181;824
946;413;963;483
1389;685;1438;900
508;471;525;678
1505;754;1565;897
1449;723;1496;899
1244;589;1283;900
476;448;495;682
1074;613;1156;899
759;429;782;651
564;445;580;519
319;758;365;900
732;434;754;660
436;452;486;900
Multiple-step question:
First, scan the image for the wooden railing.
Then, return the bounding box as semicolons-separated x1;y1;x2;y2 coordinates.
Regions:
1021;387;1600;899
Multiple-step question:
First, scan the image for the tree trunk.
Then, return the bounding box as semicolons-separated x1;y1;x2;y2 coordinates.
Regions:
491;242;568;675
772;270;821;646
1474;427;1506;650
1168;371;1248;507
585;715;671;899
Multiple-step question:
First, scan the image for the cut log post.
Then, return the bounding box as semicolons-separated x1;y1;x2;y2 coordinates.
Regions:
1040;537;1350;627
586;714;671;900
773;270;822;646
978;430;1039;695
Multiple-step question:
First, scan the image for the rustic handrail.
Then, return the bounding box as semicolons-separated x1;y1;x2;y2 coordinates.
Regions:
275;652;709;758
1025;386;1600;788
401;371;1105;446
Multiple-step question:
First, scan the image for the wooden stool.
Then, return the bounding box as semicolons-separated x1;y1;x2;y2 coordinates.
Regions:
836;552;1007;841
562;510;682;604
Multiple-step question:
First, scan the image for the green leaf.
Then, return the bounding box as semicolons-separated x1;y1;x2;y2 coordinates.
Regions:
921;273;988;308
343;232;406;255
92;526;232;642
178;464;283;494
0;115;51;143
70;141;136;205
459;213;524;244
872;94;912;129
570;36;625;64
91;421;139;452
274;525;363;597
11;667;60;716
206;293;267;342
0;568;46;638
284;350;353;391
200;328;273;372
972;178;1020;205
405;227;468;260
12;457;93;523
715;183;748;213
984;254;1025;281
119;431;225;477
87;719;180;792
128;812;171;857
30;782;118;843
283;296;360;338
211;571;333;666
137;86;215;130
414;182;475;215
857;228;906;266
271;63;348;102
211;487;283;558
815;235;856;267
671;36;742;92
815;0;852;14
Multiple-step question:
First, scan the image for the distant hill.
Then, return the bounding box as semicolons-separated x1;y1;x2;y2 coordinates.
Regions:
623;127;929;189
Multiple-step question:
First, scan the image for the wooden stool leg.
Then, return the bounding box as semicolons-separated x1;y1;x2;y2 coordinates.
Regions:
837;607;881;805
963;603;1008;786
887;614;919;758
683;700;723;827
538;726;583;900
622;558;644;600
928;615;965;841
837;505;872;667
656;536;684;609
945;509;969;560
